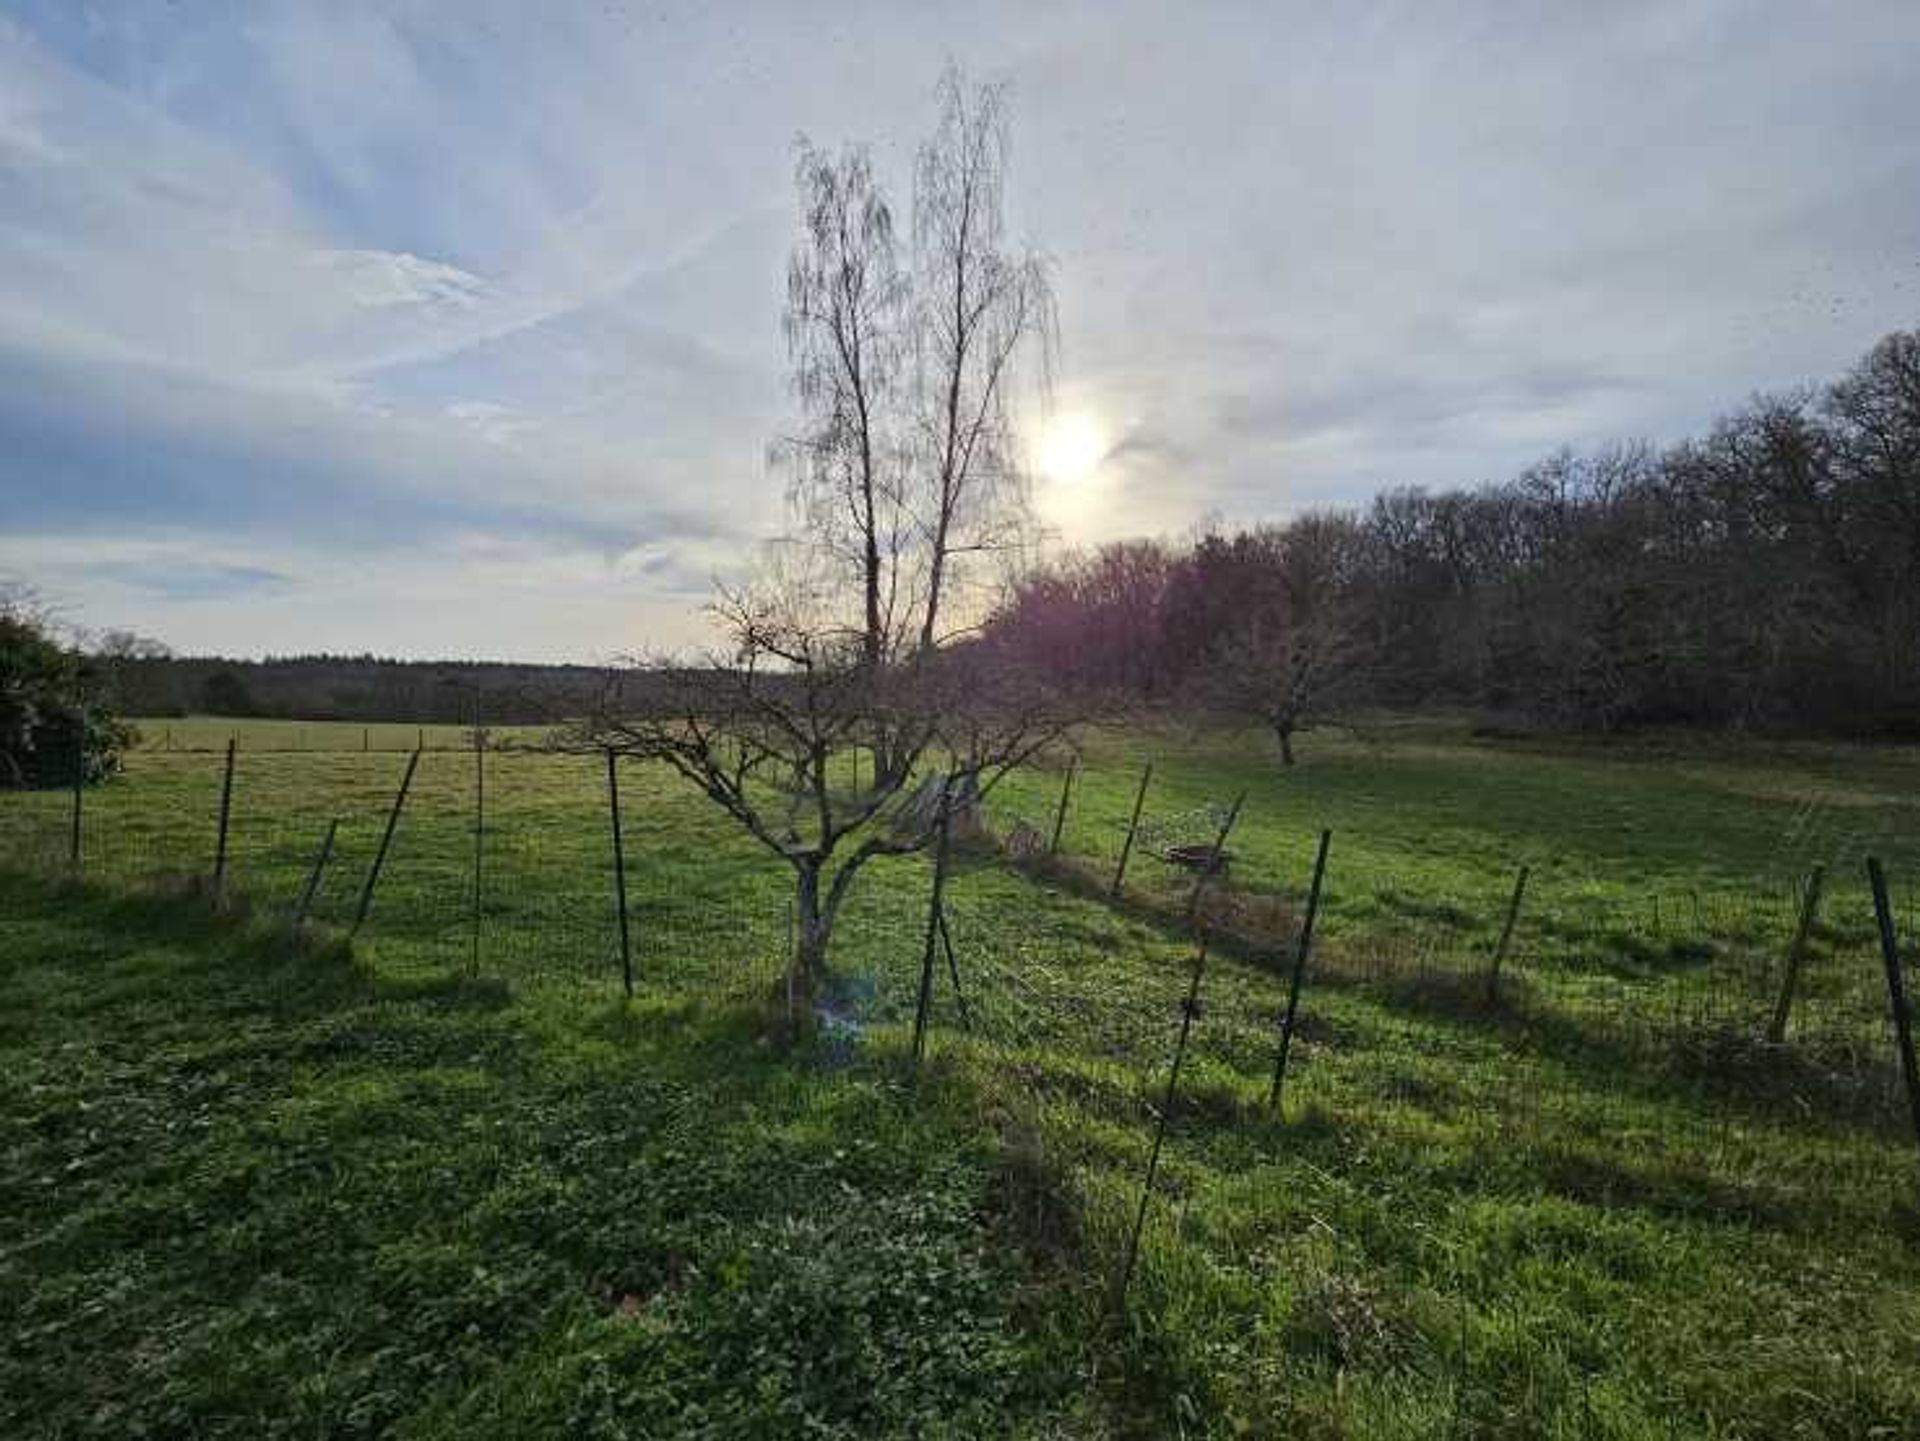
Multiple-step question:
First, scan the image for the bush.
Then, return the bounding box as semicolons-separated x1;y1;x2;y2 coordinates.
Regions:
0;611;133;787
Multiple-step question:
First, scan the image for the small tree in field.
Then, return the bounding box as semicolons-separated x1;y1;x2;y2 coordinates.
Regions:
582;567;1070;1001
1191;519;1374;766
581;69;1070;1003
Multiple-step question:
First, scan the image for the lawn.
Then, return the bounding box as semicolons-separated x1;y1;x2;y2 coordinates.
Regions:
3;716;1919;1436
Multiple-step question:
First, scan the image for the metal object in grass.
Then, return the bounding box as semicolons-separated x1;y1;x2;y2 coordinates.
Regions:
1110;762;1154;898
606;749;632;999
1049;754;1075;855
352;747;420;937
294;819;338;927
212;737;237;898
938;908;973;1033
1268;828;1332;1113
1766;864;1825;1044
1180;792;1246;932
1868;857;1920;1160
470;725;485;979
1113;927;1212;1311
1483;863;1530;1003
913;775;956;1067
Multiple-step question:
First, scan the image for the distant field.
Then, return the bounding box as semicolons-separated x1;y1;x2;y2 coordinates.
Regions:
116;711;1920;946
4;716;1919;1435
130;714;534;753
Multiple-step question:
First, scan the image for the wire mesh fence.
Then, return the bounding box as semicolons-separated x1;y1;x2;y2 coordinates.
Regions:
985;751;1913;1072
11;744;1916;1060
3;746;792;1002
9;734;1917;1418
6;742;1916;1149
912;830;1920;1325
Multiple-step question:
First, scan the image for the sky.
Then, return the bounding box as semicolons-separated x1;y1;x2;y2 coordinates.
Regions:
1;1;1917;661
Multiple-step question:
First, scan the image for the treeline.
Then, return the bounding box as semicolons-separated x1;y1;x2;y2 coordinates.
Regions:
99;653;611;725
987;328;1920;740
86;328;1919;740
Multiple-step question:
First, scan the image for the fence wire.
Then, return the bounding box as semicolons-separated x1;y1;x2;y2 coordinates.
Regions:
6;744;1915;1142
8;736;1917;1431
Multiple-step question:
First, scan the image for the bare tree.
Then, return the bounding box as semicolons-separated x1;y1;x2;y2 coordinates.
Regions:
91;630;173;661
1203;519;1374;766
580;71;1074;1007
910;69;1055;654
577;560;1071;1005
779;142;909;674
776;69;1054;786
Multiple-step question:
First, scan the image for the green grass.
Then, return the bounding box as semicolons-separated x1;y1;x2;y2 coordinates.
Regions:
983;718;1919;1044
130;715;501;754
5;715;1920;1436
0;880;1099;1438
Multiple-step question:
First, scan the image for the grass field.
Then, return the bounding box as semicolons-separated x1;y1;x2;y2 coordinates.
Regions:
4;716;1920;1436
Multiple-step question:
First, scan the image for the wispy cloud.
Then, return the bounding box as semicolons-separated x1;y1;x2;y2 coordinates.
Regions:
1;1;1916;657
89;559;293;602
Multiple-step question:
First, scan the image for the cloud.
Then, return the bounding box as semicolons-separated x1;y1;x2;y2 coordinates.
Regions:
1;0;1916;657
0;337;709;550
324;250;491;311
89;559;292;602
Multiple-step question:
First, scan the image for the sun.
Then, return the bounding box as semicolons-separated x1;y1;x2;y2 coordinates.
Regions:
1034;411;1107;486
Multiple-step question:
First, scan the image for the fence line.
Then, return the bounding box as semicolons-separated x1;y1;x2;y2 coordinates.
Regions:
11;741;1919;1354
7;745;1915;1130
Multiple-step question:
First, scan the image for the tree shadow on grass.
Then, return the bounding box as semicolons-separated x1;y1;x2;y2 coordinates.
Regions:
0;868;514;1024
1346;965;1911;1142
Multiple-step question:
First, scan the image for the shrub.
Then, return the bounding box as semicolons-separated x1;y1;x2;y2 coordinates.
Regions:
0;609;133;787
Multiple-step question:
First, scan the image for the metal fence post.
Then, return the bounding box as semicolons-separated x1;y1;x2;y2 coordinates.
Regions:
1049;756;1076;855
1110;762;1153;898
1115;928;1212;1310
1766;865;1825;1044
470;726;485;978
352;749;420;937
913;776;956;1067
607;749;633;998
937;908;973;1033
1484;864;1530;1002
1269;828;1333;1112
1869;857;1920;1160
294;819;338;927
212;737;237;897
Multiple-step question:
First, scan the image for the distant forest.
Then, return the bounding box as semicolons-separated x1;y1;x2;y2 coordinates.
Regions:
987;328;1920;741
99;654;609;727
98;328;1918;739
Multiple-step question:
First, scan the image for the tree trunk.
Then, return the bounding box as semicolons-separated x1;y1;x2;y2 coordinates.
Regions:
788;862;833;1009
1275;720;1297;767
869;731;910;792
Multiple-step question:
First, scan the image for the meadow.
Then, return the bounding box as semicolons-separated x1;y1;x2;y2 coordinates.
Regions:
3;714;1919;1437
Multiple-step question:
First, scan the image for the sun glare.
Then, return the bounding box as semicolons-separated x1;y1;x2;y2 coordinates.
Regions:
1034;411;1107;486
